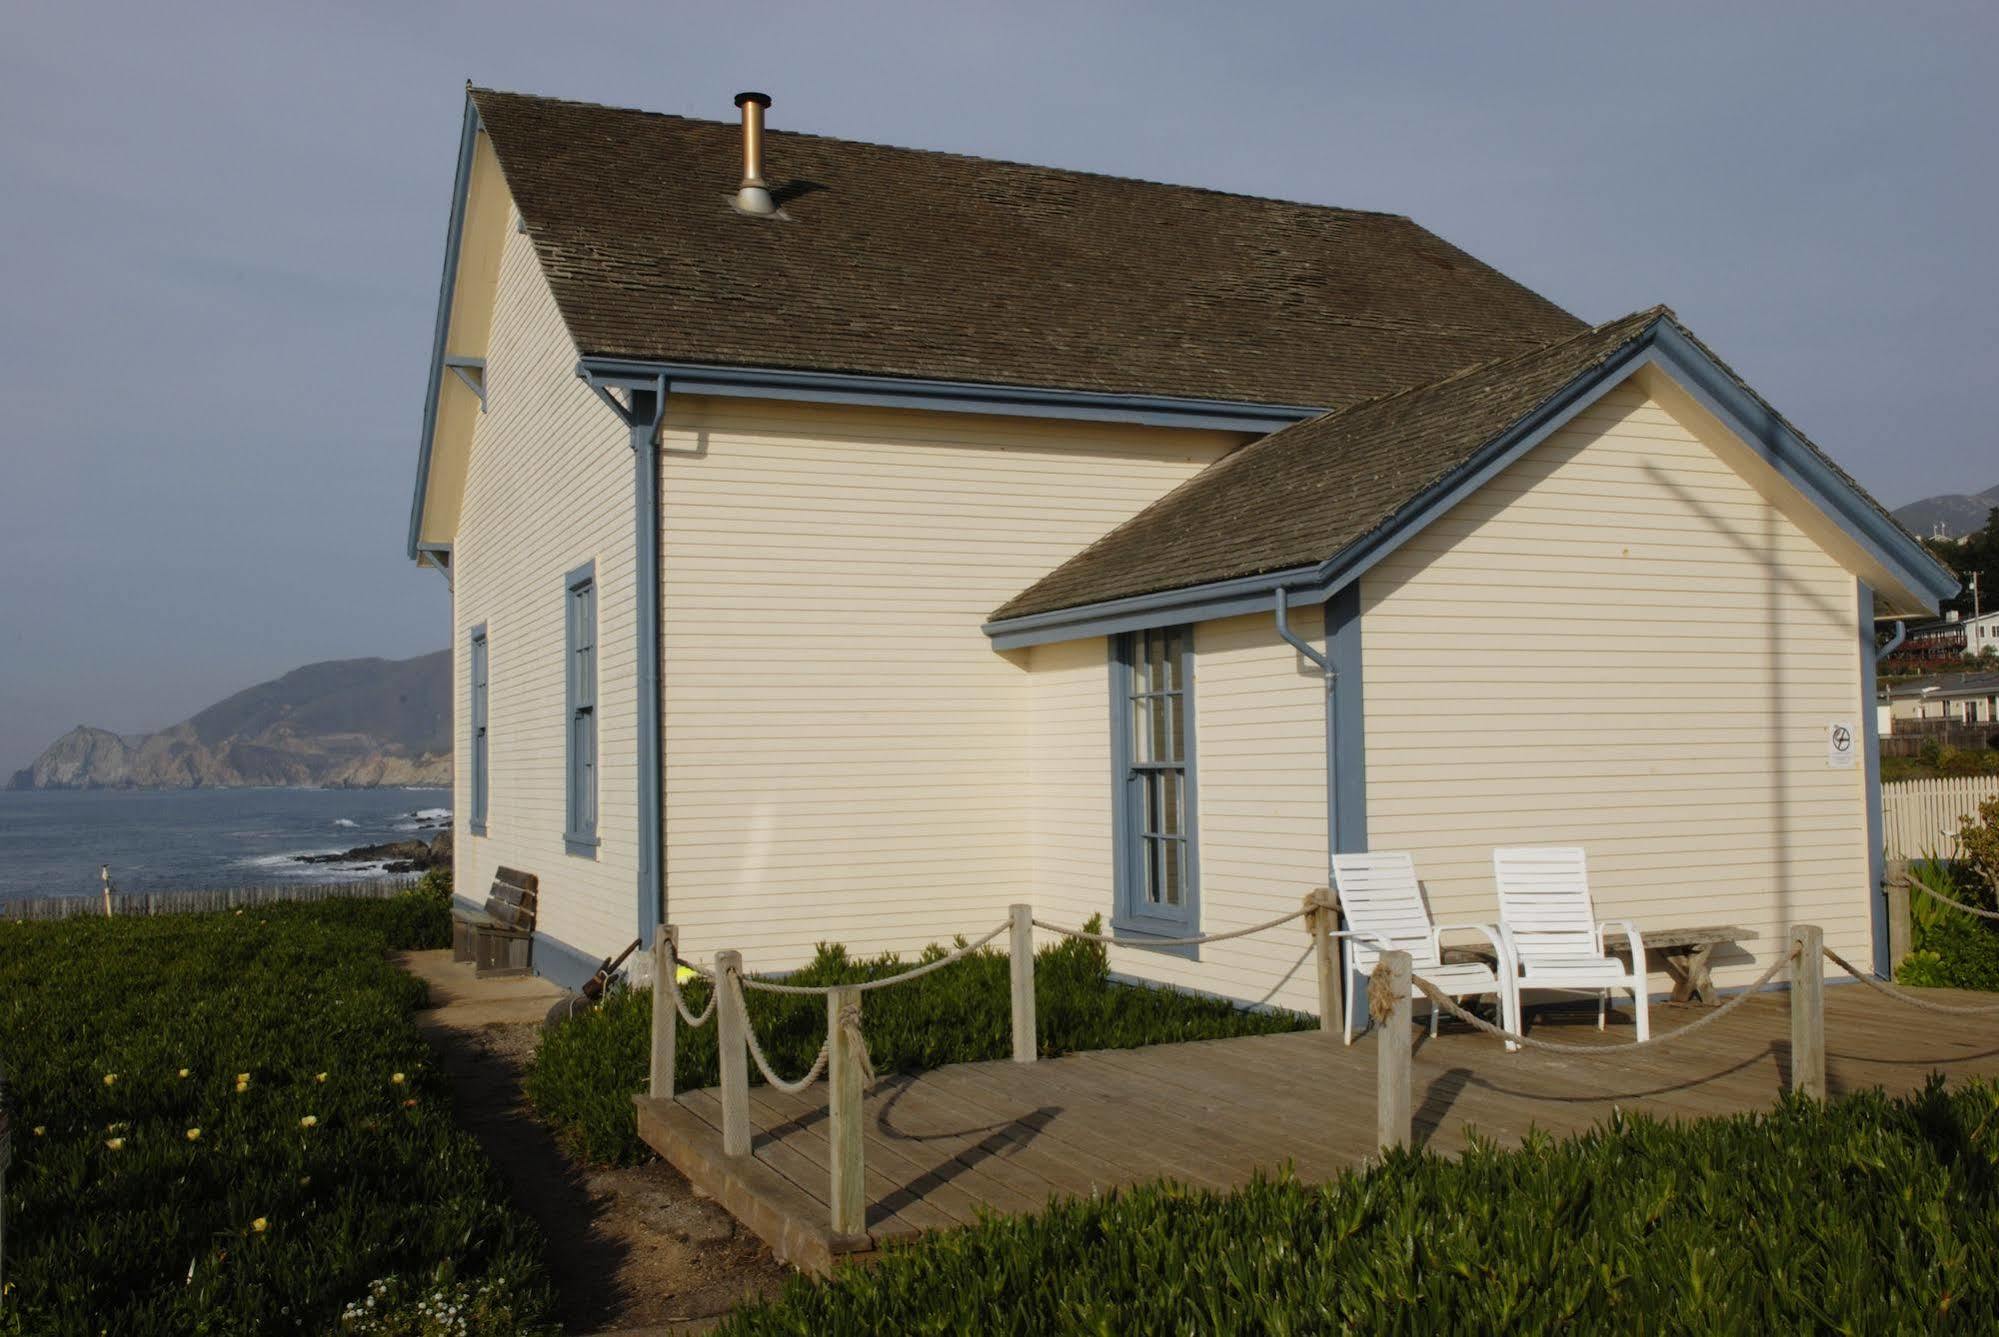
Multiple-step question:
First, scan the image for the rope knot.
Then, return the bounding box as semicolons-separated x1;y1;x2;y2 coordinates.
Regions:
838;1001;877;1084
1367;967;1401;1024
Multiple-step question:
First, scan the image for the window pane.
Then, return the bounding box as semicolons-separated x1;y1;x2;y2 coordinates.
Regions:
1159;769;1182;838
1162;837;1183;907
1159;628;1181;694
1145;629;1168;697
1142;838;1159;905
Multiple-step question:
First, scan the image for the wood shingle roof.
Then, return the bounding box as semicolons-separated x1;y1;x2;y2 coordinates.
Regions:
469;87;1582;412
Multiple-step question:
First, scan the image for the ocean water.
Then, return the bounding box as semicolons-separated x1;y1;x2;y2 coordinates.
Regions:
0;788;451;902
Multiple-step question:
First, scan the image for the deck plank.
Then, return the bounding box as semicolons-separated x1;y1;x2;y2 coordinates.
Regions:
638;989;1999;1275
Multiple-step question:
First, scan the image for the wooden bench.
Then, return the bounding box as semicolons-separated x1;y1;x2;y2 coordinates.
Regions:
1444;924;1758;1005
451;867;539;978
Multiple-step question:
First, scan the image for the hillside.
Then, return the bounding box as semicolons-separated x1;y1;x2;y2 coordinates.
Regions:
1894;483;1999;539
7;652;450;790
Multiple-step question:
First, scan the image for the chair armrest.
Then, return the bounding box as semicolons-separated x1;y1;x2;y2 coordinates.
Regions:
1599;919;1646;964
1433;922;1514;979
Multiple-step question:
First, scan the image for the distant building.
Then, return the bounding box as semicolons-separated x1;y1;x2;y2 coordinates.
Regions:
1884;670;1999;726
1899;609;1999;661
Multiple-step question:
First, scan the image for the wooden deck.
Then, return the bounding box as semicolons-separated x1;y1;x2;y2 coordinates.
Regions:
635;987;1999;1273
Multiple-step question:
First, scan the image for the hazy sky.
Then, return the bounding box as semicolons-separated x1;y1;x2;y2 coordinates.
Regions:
2;1;1995;771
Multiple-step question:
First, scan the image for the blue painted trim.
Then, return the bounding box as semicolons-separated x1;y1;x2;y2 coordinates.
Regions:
407;94;482;561
468;621;489;837
1108;627;1201;958
628;382;667;947
563;560;598;858
984;319;1955;649
1326;583;1367;855
575;368;670;946
575;356;1317;434
444;356;487;410
532;929;601;993
1861;581;1890;977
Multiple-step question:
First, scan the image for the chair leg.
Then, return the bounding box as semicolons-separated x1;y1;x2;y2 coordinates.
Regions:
1597;990;1607;1031
1430;999;1440;1038
1500;983;1519;1053
1344;973;1360;1045
1631;983;1650;1042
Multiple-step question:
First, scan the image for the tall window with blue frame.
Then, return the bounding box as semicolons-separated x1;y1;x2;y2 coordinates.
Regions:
1112;625;1198;940
564;564;598;856
469;625;489;836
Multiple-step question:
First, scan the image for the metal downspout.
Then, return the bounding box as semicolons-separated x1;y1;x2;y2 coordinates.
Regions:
1274;586;1338;884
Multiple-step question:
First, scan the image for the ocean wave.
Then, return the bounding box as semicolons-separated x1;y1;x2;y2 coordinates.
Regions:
332;818;358;828
410;808;451;821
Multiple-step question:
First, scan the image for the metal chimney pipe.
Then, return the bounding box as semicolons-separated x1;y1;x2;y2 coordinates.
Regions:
734;91;775;215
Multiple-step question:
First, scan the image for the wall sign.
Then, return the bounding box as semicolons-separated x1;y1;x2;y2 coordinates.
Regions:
1826;720;1857;769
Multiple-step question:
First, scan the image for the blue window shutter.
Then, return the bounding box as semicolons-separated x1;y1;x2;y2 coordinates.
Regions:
469;625;489;835
565;563;598;856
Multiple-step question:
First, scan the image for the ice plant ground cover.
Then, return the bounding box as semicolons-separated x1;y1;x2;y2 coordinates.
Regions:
0;893;553;1335
528;926;1315;1165
720;1079;1999;1333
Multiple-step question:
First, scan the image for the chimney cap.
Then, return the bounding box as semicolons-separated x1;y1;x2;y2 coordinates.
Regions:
734;90;772;109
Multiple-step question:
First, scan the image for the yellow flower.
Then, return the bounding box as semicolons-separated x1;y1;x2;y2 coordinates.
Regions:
675;965;698;984
32;1126;45;1137
102;1072;118;1086
105;1137;125;1151
314;1072;328;1084
390;1072;405;1085
186;1127;202;1141
178;1068;191;1079
236;1072;251;1084
299;1115;318;1129
251;1217;268;1233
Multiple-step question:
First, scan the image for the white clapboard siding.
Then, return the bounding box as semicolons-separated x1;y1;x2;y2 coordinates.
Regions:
1883;777;1999;860
658;395;1243;970
452;214;640;964
1027;609;1330;1013
1363;376;1871;989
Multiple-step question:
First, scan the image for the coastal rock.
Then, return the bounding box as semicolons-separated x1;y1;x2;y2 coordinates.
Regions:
7;652;449;792
296;828;453;875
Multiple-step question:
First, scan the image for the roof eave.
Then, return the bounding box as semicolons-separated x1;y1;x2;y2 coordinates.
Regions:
986;318;1956;649
406;93;483;562
573;355;1322;434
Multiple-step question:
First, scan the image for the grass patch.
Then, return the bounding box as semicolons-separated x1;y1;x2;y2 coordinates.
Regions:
722;1079;1999;1332
528;930;1311;1166
0;895;552;1335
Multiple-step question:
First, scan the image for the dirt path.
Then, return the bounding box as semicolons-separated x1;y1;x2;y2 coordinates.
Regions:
396;951;789;1333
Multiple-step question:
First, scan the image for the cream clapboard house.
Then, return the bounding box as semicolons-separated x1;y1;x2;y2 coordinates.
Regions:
407;87;1956;1005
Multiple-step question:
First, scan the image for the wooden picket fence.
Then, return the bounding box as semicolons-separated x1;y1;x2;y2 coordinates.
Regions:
1882;776;1999;860
0;878;417;922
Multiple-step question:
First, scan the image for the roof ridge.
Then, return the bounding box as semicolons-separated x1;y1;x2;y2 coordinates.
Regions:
468;85;1415;222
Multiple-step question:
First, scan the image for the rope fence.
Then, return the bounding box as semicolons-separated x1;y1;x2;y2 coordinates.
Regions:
638;891;1995;1247
1908;877;1999;922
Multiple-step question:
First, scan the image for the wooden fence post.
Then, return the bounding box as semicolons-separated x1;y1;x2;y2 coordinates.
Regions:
716;950;752;1157
649;927;678;1101
1374;950;1412;1153
827;985;865;1244
1009;904;1036;1064
1884;861;1912;973
1310;887;1342;1037
1789;925;1825;1102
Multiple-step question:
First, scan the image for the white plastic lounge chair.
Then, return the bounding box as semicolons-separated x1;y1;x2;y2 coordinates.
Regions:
1332;851;1518;1049
1492;847;1649;1041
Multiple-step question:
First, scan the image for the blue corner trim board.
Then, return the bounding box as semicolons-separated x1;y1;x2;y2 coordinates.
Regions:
575;356;1316;435
1326;583;1367;856
1861;581;1890;978
983;317;1957;650
407;93;482;561
575;366;669;948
